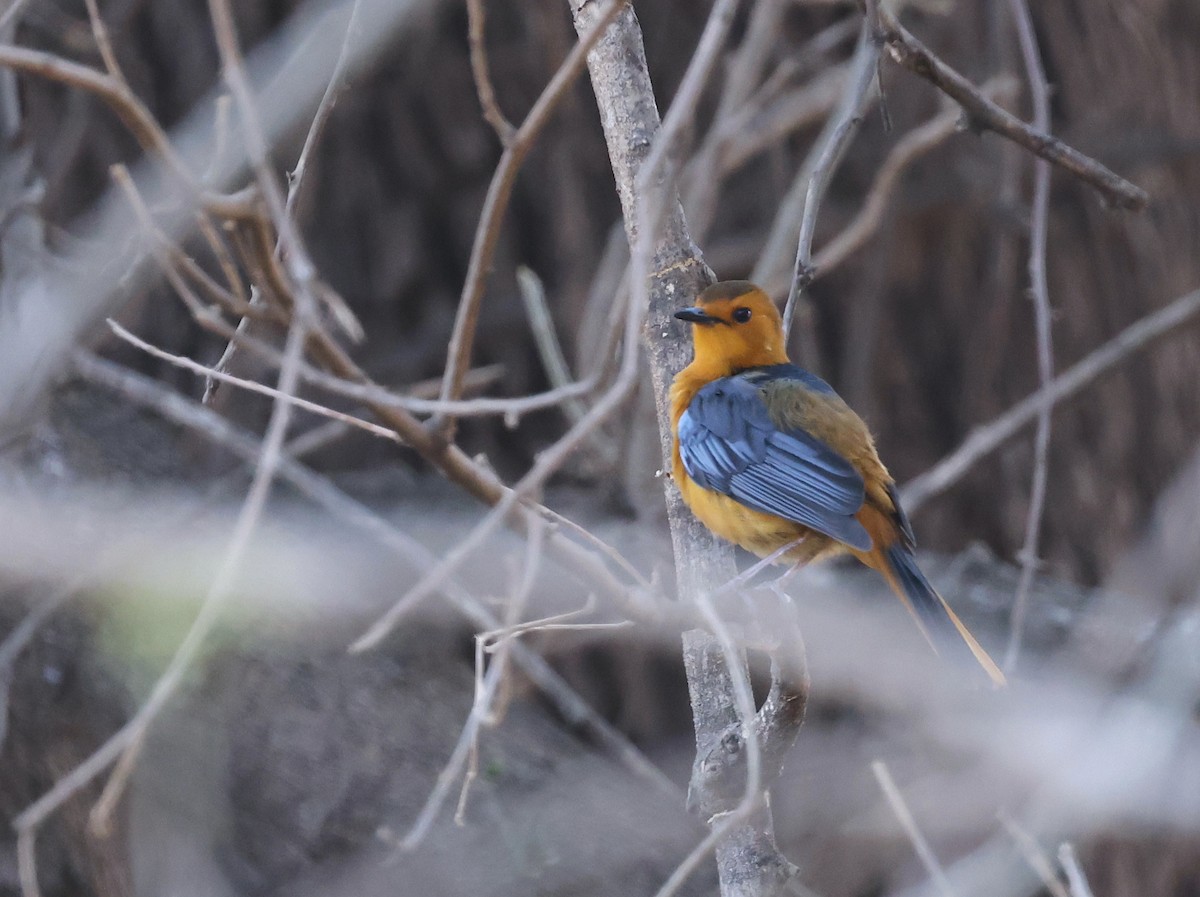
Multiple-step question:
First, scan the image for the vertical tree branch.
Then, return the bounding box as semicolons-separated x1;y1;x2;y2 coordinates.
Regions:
1003;0;1054;674
782;15;880;339
567;1;807;894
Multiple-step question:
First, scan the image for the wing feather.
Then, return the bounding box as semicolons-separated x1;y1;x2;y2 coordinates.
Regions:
678;374;871;550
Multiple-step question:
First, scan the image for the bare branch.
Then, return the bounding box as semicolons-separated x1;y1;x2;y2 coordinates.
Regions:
465;0;515;144
900;287;1200;512
807;76;1016;280
107;319;403;444
999;814;1072;897
285;0;364;221
783;15;880;338
1058;843;1096;897
81;0;124;81
517;265;589;426
878;6;1148;210
435;0;627;430
0;43;250;216
1003;0;1054;674
871;760;956;897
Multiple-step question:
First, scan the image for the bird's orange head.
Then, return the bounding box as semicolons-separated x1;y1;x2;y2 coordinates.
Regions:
674;281;788;377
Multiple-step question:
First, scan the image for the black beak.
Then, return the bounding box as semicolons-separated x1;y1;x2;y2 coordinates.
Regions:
674;307;720;325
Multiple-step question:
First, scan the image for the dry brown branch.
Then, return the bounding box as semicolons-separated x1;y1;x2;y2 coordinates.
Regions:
434;0;626;431
0;44;251;217
878;6;1148;210
871;760;956;897
465;0;515;144
900;286;1200;512
111;163;258;320
207;0;364;345
1003;0;1054;674
71;350;679;802
783;15;880;338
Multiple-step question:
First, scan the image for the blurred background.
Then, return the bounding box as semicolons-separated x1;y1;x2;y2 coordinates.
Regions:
1;0;1198;895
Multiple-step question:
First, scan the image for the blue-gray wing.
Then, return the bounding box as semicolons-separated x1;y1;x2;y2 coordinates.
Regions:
677;375;872;550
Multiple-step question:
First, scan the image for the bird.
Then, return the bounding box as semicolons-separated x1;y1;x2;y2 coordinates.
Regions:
669;280;1005;686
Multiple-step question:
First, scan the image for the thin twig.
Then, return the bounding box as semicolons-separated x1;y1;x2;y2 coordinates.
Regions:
517;265;588;425
207;0;337;333
281;364;505;458
1058;843;1096;897
1003;0;1054;675
0;582;79;753
877;6;1148;210
457;518;545;820
107;319;404;444
998;814;1072;897
807;77;1016;282
465;0;515;144
783;14;880;338
397;518;545;849
82;0;124;81
285;0;363;221
435;0;626;430
900;287;1200;512
871;760;956;897
111;164;248;322
201;0;365;402
16;826;38;897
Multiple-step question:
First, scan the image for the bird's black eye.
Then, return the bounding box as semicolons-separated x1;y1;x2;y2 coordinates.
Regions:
732;307;752;323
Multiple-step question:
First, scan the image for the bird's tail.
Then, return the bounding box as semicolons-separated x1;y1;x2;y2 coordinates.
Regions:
877;543;1007;687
